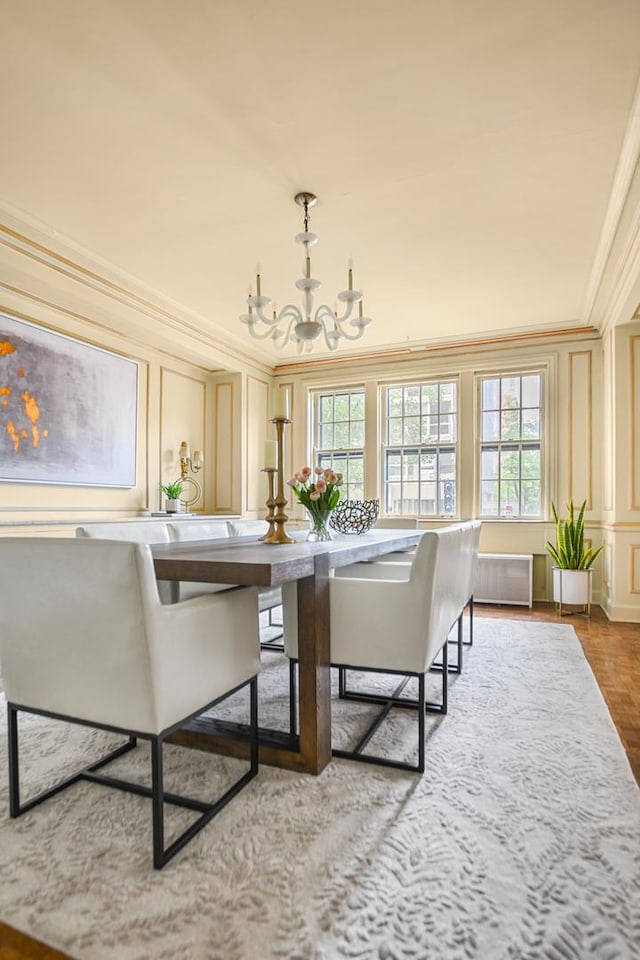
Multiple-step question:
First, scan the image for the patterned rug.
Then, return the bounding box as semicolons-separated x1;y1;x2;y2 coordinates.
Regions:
1;617;639;960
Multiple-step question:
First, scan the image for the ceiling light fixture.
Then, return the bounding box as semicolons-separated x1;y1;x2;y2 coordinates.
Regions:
240;192;372;353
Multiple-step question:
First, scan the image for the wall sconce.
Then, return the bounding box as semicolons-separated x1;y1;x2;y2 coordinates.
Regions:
179;441;204;479
176;441;204;509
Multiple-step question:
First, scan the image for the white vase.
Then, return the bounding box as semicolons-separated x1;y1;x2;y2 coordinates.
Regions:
165;498;181;514
552;567;592;609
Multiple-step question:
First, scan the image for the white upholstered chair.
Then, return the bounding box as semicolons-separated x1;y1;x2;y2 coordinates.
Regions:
283;525;476;772
76;521;177;603
335;519;482;669
0;538;261;869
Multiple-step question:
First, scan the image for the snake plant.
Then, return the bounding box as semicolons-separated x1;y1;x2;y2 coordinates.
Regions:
545;499;603;569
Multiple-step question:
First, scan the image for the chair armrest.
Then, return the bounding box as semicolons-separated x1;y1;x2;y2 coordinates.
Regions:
147;587;261;732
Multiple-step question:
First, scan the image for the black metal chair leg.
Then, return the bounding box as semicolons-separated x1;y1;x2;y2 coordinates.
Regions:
418;674;425;774
442;640;448;714
8;703;19;818
463;595;474;646
151;736;165;870
457;613;463;672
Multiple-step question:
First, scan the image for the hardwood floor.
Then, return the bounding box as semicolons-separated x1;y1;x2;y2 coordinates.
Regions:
1;602;639;960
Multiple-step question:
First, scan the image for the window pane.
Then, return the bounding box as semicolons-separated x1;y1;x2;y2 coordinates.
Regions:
481;481;499;516
334;394;349;421
440;381;457;411
500;448;519;479
440;449;456;479
501;409;520;441
334;422;348;448
501;377;520;409
522;409;540;440
350;421;364;448
422;415;439;443
521;481;541;516
482;379;499;410
404;417;421;443
481;448;499;479
389;418;403;445
320;395;333;422
388;387;403;418
350;457;364;482
522;375;540;407
482;411;499;441
500;480;520;517
405;386;420;416
386;482;402;514
321;424;334;448
350;393;364;419
422;383;438;410
521;446;540;478
442;414;457;442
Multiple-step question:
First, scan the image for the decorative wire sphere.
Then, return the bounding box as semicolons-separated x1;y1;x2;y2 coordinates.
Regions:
329;499;380;535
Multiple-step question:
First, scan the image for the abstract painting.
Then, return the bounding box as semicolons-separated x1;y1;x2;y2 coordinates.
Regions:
0;313;137;487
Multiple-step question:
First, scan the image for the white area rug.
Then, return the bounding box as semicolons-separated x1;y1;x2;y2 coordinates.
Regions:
1;618;639;960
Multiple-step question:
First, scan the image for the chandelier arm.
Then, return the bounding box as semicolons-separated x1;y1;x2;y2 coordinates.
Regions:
334;320;367;341
242;318;280;341
277;305;304;323
272;315;299;350
254;303;280;326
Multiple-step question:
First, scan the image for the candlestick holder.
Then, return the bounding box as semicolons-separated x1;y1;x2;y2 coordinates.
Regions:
260;467;277;541
264;416;294;544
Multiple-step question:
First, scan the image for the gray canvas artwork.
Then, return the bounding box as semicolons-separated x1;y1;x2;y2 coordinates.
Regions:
0;313;137;487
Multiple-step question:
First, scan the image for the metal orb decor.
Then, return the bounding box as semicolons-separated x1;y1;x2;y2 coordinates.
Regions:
329;499;380;535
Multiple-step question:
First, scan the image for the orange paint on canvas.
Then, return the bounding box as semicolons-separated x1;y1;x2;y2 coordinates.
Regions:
17;367;25;378
0;341;15;356
21;390;40;425
32;424;40;447
21;429;28;438
0;386;10;396
6;421;19;452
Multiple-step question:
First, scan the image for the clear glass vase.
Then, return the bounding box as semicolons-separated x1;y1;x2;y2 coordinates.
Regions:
305;508;334;542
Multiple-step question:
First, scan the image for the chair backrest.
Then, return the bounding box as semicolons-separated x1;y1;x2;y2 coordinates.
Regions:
376;518;419;529
167;520;229;542
226;520;268;537
410;521;480;668
0;538;165;732
76;521;170;544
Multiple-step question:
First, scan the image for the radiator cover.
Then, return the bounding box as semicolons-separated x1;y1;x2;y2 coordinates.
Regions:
474;553;533;607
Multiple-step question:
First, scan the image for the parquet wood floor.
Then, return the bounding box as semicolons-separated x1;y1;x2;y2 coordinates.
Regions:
1;602;638;960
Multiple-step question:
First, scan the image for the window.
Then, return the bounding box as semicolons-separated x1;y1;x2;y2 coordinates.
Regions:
383;381;457;516
479;372;543;518
313;388;365;500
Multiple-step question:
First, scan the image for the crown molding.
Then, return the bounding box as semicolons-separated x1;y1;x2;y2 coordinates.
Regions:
583;74;640;332
0;206;274;376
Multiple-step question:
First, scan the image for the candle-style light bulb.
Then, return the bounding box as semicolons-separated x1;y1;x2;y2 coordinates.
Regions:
348;260;353;291
306;256;311;279
256;273;262;296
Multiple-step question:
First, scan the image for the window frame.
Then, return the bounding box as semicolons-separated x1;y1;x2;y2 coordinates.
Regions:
311;385;366;502
381;377;459;519
476;368;545;520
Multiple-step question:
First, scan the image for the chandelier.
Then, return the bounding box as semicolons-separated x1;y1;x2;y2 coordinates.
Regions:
240;192;372;353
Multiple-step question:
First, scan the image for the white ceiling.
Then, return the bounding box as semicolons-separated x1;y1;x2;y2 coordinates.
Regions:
1;0;640;366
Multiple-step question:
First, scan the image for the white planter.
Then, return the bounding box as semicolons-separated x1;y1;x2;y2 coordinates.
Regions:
552;567;592;610
164;498;181;514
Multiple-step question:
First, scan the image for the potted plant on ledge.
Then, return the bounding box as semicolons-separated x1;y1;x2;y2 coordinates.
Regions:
545;499;603;615
160;481;184;514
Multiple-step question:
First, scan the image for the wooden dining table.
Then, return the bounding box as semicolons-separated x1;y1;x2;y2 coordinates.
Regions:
152;528;422;775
